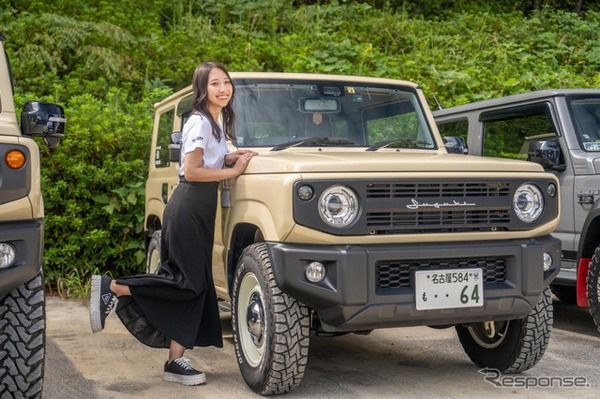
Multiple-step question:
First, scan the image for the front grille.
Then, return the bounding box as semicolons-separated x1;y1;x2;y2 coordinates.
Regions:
364;181;512;234
366;182;511;198
376;257;507;291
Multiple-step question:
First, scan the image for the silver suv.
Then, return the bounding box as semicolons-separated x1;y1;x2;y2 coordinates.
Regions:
434;89;600;332
0;33;65;397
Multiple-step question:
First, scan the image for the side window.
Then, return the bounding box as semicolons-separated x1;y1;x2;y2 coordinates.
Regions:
437;119;469;144
480;103;557;160
154;108;175;168
437;119;469;153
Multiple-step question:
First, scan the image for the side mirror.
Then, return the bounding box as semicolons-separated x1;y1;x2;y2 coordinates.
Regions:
169;132;182;163
527;139;566;172
443;136;468;154
20;101;65;148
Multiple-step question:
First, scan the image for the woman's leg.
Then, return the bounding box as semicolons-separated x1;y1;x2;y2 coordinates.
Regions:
163;340;205;385
168;340;186;362
110;280;131;297
111;281;189;363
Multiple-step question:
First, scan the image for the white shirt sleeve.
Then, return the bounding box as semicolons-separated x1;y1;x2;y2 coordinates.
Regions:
181;114;211;156
179;113;227;176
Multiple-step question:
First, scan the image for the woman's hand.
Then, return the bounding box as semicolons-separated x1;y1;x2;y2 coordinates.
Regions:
225;150;258;168
230;150;257;176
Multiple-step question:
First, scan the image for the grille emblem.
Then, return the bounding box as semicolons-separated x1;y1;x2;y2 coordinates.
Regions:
406;199;477;210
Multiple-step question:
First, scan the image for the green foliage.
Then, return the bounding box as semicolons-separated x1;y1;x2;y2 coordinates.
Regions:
3;0;600;296
29;87;163;290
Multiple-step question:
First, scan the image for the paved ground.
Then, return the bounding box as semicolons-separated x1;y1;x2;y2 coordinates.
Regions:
43;296;600;398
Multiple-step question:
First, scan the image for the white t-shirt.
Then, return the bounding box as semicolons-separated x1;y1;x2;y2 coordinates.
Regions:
179;113;228;177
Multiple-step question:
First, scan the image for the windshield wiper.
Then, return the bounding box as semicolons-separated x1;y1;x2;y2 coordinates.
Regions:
366;139;432;151
271;137;355;151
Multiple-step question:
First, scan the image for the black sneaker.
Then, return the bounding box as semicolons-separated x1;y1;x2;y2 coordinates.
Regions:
89;275;118;333
163;357;206;386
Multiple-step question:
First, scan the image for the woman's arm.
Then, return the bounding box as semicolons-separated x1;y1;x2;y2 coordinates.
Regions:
183;148;255;182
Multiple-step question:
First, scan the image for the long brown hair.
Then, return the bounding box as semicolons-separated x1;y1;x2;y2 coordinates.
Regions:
191;61;236;141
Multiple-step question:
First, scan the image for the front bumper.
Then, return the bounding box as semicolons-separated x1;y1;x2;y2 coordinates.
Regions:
267;235;560;332
0;219;43;300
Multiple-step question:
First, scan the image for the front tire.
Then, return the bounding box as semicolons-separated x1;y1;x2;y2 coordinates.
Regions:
232;243;310;395
586;244;600;333
456;287;552;373
0;272;46;398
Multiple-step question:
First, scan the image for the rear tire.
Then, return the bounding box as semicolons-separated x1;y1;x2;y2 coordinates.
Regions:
232;243;310;395
0;272;46;398
146;230;161;274
586;245;600;333
456;287;552;373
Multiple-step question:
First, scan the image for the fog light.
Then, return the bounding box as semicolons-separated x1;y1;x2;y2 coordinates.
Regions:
0;243;16;269
305;261;326;283
543;252;552;271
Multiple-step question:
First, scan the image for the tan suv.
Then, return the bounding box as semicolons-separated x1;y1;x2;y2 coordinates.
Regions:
0;33;64;397
145;72;561;394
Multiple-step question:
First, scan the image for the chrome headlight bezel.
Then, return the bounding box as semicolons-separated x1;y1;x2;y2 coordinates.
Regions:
318;185;359;227
513;183;544;223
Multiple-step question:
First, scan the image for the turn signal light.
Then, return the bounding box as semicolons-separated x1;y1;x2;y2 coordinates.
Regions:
6;149;26;169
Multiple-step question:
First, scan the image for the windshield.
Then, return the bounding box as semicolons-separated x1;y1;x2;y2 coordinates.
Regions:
567;95;600;151
179;78;437;150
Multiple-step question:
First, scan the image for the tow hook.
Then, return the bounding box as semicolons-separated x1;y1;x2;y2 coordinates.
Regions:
484;321;495;337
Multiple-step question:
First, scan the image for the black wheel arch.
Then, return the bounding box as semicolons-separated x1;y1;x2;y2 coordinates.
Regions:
578;202;600;259
227;223;262;294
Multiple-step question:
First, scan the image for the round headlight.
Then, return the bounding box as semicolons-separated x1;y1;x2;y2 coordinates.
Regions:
318;185;359;227
513;184;544;223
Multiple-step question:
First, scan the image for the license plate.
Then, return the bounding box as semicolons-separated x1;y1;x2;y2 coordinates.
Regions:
415;268;484;310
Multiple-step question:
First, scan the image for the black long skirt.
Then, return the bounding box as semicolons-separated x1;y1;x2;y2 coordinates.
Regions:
115;181;223;349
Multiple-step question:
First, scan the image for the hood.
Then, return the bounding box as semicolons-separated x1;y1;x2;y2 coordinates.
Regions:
242;149;545;174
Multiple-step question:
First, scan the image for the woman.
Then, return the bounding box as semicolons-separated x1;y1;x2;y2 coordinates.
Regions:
89;62;257;386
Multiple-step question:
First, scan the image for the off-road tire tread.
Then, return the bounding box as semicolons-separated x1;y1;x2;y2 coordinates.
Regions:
0;273;46;399
504;287;553;373
233;243;310;395
586;245;600;334
457;287;552;374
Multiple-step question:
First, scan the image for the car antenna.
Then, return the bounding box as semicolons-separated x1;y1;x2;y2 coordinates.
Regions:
432;95;443;110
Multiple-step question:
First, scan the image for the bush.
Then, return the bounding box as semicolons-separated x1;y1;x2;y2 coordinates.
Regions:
3;1;600;296
26;86;171;295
